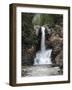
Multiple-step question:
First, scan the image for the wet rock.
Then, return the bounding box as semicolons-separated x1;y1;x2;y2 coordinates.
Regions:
45;24;63;65
22;46;36;65
55;50;63;66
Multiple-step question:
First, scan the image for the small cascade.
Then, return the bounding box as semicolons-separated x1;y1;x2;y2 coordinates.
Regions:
34;26;52;65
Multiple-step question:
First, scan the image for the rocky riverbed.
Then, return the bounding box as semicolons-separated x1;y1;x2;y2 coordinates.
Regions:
22;65;63;77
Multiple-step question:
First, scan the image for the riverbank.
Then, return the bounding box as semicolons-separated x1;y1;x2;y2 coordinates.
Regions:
22;64;63;77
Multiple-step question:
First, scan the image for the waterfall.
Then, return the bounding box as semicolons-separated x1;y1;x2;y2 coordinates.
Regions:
34;26;52;65
41;27;46;52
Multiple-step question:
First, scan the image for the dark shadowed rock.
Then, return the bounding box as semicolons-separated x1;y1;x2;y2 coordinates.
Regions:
22;46;36;65
55;50;63;65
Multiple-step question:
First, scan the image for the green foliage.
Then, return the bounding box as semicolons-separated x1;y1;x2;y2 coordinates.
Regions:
32;14;63;26
32;14;41;25
40;14;54;25
22;13;37;48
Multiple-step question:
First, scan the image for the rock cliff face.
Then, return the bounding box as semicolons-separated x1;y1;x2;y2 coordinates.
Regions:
45;25;63;67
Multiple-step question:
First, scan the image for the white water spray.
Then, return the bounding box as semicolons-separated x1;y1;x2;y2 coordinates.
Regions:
41;27;46;52
34;26;52;65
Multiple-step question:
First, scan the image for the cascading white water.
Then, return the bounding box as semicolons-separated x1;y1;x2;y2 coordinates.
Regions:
34;26;52;65
41;27;46;52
